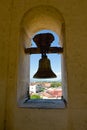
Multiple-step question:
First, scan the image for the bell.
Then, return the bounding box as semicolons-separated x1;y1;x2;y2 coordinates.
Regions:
33;56;57;78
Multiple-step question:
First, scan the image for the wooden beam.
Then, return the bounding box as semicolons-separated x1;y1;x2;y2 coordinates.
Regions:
24;47;63;54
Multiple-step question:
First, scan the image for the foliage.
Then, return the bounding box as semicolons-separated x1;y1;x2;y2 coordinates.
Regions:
31;94;41;99
40;87;45;92
51;81;61;88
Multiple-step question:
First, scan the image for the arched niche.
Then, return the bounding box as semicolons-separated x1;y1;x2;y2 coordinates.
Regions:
17;5;67;106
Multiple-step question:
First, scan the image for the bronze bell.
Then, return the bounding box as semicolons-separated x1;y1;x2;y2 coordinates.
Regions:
33;55;57;78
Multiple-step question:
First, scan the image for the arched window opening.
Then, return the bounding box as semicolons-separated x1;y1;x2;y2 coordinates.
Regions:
17;5;67;108
29;30;62;100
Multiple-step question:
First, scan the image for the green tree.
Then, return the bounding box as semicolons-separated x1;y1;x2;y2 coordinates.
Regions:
31;94;41;99
51;82;61;88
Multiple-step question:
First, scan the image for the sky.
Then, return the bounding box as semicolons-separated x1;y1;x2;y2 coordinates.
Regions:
30;30;62;82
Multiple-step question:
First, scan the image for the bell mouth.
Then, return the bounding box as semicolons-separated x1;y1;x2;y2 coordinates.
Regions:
33;71;57;79
33;56;57;79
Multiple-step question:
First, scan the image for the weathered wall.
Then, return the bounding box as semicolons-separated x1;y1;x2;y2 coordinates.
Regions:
0;1;11;129
0;0;87;130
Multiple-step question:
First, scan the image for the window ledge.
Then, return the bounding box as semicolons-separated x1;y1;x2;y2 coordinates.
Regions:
18;98;67;109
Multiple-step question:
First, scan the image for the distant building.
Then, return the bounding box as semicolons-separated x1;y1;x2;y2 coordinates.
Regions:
29;84;42;94
47;87;62;98
43;82;51;88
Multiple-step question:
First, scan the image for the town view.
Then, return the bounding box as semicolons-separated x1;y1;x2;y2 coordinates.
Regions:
29;81;62;99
